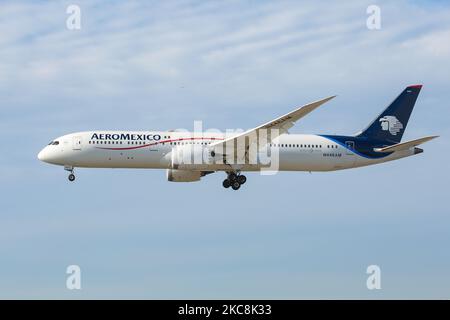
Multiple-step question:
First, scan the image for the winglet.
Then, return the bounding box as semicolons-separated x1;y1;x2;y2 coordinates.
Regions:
319;95;337;103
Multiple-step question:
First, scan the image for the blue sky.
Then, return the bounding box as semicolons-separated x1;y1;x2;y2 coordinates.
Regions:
0;0;449;299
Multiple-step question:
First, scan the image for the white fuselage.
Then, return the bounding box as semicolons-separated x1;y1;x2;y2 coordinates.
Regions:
37;131;415;172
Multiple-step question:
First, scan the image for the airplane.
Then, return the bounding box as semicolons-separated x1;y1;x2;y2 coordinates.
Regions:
38;85;437;190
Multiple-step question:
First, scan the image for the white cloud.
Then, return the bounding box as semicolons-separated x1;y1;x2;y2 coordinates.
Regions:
401;29;450;57
0;1;448;110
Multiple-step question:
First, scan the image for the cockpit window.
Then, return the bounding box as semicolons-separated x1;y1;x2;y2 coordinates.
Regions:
48;141;60;145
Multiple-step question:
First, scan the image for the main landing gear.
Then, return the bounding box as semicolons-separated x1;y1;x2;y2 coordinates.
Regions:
65;166;76;182
222;172;247;190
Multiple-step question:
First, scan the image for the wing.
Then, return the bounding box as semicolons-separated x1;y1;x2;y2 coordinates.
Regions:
209;95;336;160
373;135;439;153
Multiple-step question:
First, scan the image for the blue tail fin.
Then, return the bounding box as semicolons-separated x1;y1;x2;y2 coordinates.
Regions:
357;85;422;143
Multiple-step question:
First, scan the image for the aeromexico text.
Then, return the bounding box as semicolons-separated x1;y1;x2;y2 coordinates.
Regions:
91;133;161;141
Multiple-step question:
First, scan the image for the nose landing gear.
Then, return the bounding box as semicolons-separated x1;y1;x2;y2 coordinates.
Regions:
64;166;76;182
222;172;246;190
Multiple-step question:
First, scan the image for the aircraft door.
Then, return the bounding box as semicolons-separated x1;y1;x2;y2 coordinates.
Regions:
344;141;356;166
345;141;355;155
72;136;82;150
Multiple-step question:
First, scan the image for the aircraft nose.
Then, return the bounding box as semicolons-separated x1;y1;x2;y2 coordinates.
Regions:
38;148;48;162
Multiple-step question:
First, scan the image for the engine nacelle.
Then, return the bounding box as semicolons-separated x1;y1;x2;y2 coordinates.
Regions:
166;169;202;182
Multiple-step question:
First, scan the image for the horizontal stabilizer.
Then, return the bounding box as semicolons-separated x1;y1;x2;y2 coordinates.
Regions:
373;136;439;153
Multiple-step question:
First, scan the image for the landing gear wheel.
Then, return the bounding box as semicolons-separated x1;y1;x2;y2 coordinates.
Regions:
228;173;237;182
237;175;247;185
222;179;231;188
68;174;75;182
231;181;241;190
